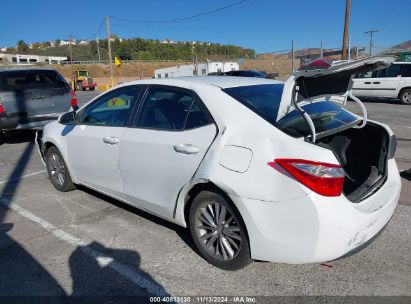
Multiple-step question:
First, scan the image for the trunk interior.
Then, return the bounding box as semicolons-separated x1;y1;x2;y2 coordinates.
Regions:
318;123;389;203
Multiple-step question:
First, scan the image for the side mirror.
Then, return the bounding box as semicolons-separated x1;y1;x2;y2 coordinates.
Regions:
59;111;76;125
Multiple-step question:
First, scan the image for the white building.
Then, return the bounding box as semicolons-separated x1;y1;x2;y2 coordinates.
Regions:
0;53;67;65
154;61;239;78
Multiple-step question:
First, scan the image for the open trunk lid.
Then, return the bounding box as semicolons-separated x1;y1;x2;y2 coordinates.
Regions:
276;56;397;127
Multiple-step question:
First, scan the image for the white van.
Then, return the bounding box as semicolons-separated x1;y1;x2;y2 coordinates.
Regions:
352;62;411;104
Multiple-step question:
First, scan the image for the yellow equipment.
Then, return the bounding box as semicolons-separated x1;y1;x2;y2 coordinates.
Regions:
72;70;97;91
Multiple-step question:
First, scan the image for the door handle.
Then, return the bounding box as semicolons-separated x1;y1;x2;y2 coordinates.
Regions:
364;82;371;84
373;82;380;84
103;136;120;145
173;144;199;155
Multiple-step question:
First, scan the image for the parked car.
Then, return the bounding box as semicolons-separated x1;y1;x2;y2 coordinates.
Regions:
209;70;267;78
38;56;401;270
352;62;411;104
0;68;77;131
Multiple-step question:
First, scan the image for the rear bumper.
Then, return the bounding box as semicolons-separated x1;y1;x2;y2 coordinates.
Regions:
230;159;401;264
0;113;19;130
0;113;60;130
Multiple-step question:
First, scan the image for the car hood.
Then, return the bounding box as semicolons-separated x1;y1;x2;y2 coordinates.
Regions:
276;56;397;121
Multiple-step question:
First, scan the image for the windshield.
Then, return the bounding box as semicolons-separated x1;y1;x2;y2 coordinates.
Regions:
0;70;68;91
223;84;359;138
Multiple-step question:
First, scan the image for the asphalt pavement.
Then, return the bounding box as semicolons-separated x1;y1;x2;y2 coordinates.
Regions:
0;92;410;301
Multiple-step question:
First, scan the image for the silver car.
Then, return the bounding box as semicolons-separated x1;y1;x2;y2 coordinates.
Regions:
0;68;75;131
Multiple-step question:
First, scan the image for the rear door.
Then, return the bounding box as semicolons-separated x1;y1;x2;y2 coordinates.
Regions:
364;64;402;98
120;85;217;219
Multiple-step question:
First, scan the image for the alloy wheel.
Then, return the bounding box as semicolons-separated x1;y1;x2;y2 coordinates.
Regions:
194;201;243;261
402;91;411;104
48;153;66;186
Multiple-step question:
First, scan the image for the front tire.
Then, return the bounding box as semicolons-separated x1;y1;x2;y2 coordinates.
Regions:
399;88;411;105
45;146;76;192
189;191;251;270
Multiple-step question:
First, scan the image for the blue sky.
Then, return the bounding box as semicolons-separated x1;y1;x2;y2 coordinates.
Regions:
1;0;409;53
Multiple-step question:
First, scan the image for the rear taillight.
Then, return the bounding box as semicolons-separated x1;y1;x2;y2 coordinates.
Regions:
268;159;344;197
0;103;4;114
70;90;78;108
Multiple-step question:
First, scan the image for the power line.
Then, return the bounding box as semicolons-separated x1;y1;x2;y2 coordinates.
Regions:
71;18;105;42
110;0;248;24
372;0;409;29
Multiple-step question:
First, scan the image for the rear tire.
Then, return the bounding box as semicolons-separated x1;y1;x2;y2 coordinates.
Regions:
189;191;251;270
399;88;411;105
45;146;76;192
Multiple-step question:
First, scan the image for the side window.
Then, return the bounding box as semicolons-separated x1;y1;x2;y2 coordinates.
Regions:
376;65;402;78
402;65;411;77
185;100;211;129
355;71;373;79
135;87;210;131
136;87;193;130
81;87;141;127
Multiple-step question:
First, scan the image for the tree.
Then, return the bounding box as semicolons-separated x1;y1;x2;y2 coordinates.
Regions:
54;39;61;47
16;40;29;53
32;42;42;49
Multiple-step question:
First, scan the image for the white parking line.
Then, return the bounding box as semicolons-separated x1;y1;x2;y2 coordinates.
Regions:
0;170;46;185
0;197;169;296
391;125;411;129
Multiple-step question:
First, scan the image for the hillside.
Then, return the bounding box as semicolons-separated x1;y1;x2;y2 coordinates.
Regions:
390;40;411;51
378;40;411;55
53;57;296;84
5;38;256;62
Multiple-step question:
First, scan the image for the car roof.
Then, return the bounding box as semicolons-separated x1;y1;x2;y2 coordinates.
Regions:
0;67;59;73
122;76;283;89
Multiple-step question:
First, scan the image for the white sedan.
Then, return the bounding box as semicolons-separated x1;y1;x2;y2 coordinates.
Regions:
38;57;401;270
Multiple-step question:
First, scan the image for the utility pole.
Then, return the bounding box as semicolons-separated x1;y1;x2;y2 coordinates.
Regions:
341;0;351;60
365;29;380;57
291;39;295;73
320;41;323;59
106;16;114;87
69;35;74;64
68;34;74;90
139;51;143;79
96;37;101;63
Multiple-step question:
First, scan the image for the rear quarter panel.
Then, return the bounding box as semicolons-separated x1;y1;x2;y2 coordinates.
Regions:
174;84;340;226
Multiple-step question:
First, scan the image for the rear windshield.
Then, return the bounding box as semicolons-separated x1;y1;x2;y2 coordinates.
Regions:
223;84;359;138
277;102;359;137
0;70;68;91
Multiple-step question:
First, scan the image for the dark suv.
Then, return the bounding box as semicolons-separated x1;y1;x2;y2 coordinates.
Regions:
0;68;75;130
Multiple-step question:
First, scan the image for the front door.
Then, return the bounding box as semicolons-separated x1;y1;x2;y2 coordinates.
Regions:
66;86;143;198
